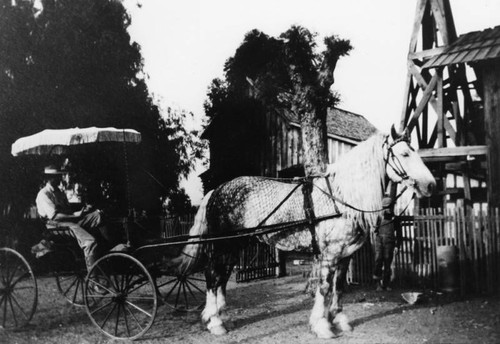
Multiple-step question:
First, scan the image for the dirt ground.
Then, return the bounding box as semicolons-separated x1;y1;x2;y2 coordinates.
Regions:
2;272;500;344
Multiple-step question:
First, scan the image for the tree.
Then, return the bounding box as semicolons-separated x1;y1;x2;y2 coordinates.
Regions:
204;26;352;179
0;0;202;216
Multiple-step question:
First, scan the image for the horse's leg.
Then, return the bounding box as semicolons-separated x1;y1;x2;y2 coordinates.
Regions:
309;257;335;339
202;250;235;335
329;256;353;332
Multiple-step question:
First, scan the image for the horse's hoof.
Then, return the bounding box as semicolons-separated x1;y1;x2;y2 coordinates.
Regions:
333;313;352;332
209;325;227;335
311;318;335;339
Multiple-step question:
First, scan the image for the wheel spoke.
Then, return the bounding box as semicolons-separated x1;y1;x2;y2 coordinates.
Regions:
126;278;150;295
185;278;205;294
89;299;115;316
96;264;115;291
124;300;153;318
9;271;30;288
13;285;35;291
87;277;114;295
163;280;180;300
124;295;156;301
182;281;188;308
61;275;79;297
123;302;144;331
1;294;7;327
174;282;182;308
99;302;118;329
122;304;131;338
114;301;121;336
186;276;205;282
10;292;29;320
184;280;200;301
71;278;81;304
8;295;18;327
156;278;177;289
112;274;120;292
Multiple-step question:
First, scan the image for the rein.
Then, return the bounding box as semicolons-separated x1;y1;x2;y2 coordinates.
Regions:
313;178;409;214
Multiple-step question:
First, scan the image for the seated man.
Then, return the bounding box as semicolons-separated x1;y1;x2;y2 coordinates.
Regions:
35;165;104;273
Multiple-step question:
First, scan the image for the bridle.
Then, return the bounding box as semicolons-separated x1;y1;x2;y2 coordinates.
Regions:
383;134;413;182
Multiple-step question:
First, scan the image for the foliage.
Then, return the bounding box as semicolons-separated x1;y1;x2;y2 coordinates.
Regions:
204;26;352;183
0;0;201;216
163;188;196;216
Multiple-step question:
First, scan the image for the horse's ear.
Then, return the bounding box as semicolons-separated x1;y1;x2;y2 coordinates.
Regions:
390;124;400;140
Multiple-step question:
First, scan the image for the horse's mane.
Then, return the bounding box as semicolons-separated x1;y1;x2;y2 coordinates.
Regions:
326;132;387;229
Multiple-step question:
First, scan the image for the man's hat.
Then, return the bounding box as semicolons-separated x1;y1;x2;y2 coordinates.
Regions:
44;165;65;175
382;196;393;208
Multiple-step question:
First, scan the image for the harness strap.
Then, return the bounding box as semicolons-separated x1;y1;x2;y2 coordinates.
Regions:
302;178;320;256
256;181;303;228
324;176;340;214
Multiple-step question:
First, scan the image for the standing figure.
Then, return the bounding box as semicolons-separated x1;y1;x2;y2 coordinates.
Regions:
35;165;104;272
373;196;401;291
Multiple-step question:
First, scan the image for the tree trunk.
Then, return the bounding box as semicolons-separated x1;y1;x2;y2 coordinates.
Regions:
300;107;328;176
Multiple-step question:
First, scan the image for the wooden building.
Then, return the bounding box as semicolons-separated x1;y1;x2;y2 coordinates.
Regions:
400;0;500;211
201;107;378;190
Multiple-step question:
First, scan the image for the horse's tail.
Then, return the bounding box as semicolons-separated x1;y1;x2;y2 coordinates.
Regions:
170;190;213;275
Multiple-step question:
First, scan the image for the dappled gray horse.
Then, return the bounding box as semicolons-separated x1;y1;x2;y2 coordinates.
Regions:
175;127;435;338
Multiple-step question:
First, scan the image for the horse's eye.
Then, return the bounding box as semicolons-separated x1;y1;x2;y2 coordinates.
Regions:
402;151;410;157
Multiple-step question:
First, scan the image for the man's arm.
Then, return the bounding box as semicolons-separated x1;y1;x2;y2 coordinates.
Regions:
38;190;85;222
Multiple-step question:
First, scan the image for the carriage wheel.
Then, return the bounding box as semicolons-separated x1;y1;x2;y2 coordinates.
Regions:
53;247;86;306
156;271;206;312
84;253;157;340
0;247;38;329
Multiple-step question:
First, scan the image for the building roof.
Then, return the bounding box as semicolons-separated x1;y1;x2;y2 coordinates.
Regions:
202;106;378;142
326;108;378;142
423;25;500;69
282;107;378;142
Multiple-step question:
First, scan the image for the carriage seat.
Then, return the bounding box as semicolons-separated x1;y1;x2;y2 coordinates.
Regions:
43;220;76;239
30;219;77;258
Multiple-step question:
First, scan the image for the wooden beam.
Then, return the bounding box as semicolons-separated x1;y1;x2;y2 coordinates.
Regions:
444;188;487;203
409;47;446;60
450;101;465;145
409;0;429;53
409;61;429;89
399;71;413;132
419;145;488;161
407;73;439;131
442;114;457;144
430;0;450;45
436;70;444;147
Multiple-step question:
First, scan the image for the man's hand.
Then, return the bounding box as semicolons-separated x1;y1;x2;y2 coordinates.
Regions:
81;204;93;215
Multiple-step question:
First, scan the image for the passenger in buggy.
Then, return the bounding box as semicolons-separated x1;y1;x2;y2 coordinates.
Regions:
35;164;106;273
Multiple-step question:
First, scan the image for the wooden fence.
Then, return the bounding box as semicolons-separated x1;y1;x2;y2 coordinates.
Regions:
151;208;500;294
160;214;196;238
235;239;279;282
348;208;500;295
160;214;280;282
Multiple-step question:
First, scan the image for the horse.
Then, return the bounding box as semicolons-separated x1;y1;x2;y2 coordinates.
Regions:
175;126;436;338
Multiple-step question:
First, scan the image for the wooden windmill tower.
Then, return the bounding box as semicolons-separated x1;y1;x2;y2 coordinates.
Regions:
400;0;500;211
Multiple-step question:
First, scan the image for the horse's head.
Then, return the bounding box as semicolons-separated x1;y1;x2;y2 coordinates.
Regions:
384;125;436;198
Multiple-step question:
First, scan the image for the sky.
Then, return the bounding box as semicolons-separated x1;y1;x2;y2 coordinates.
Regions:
124;0;500;205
